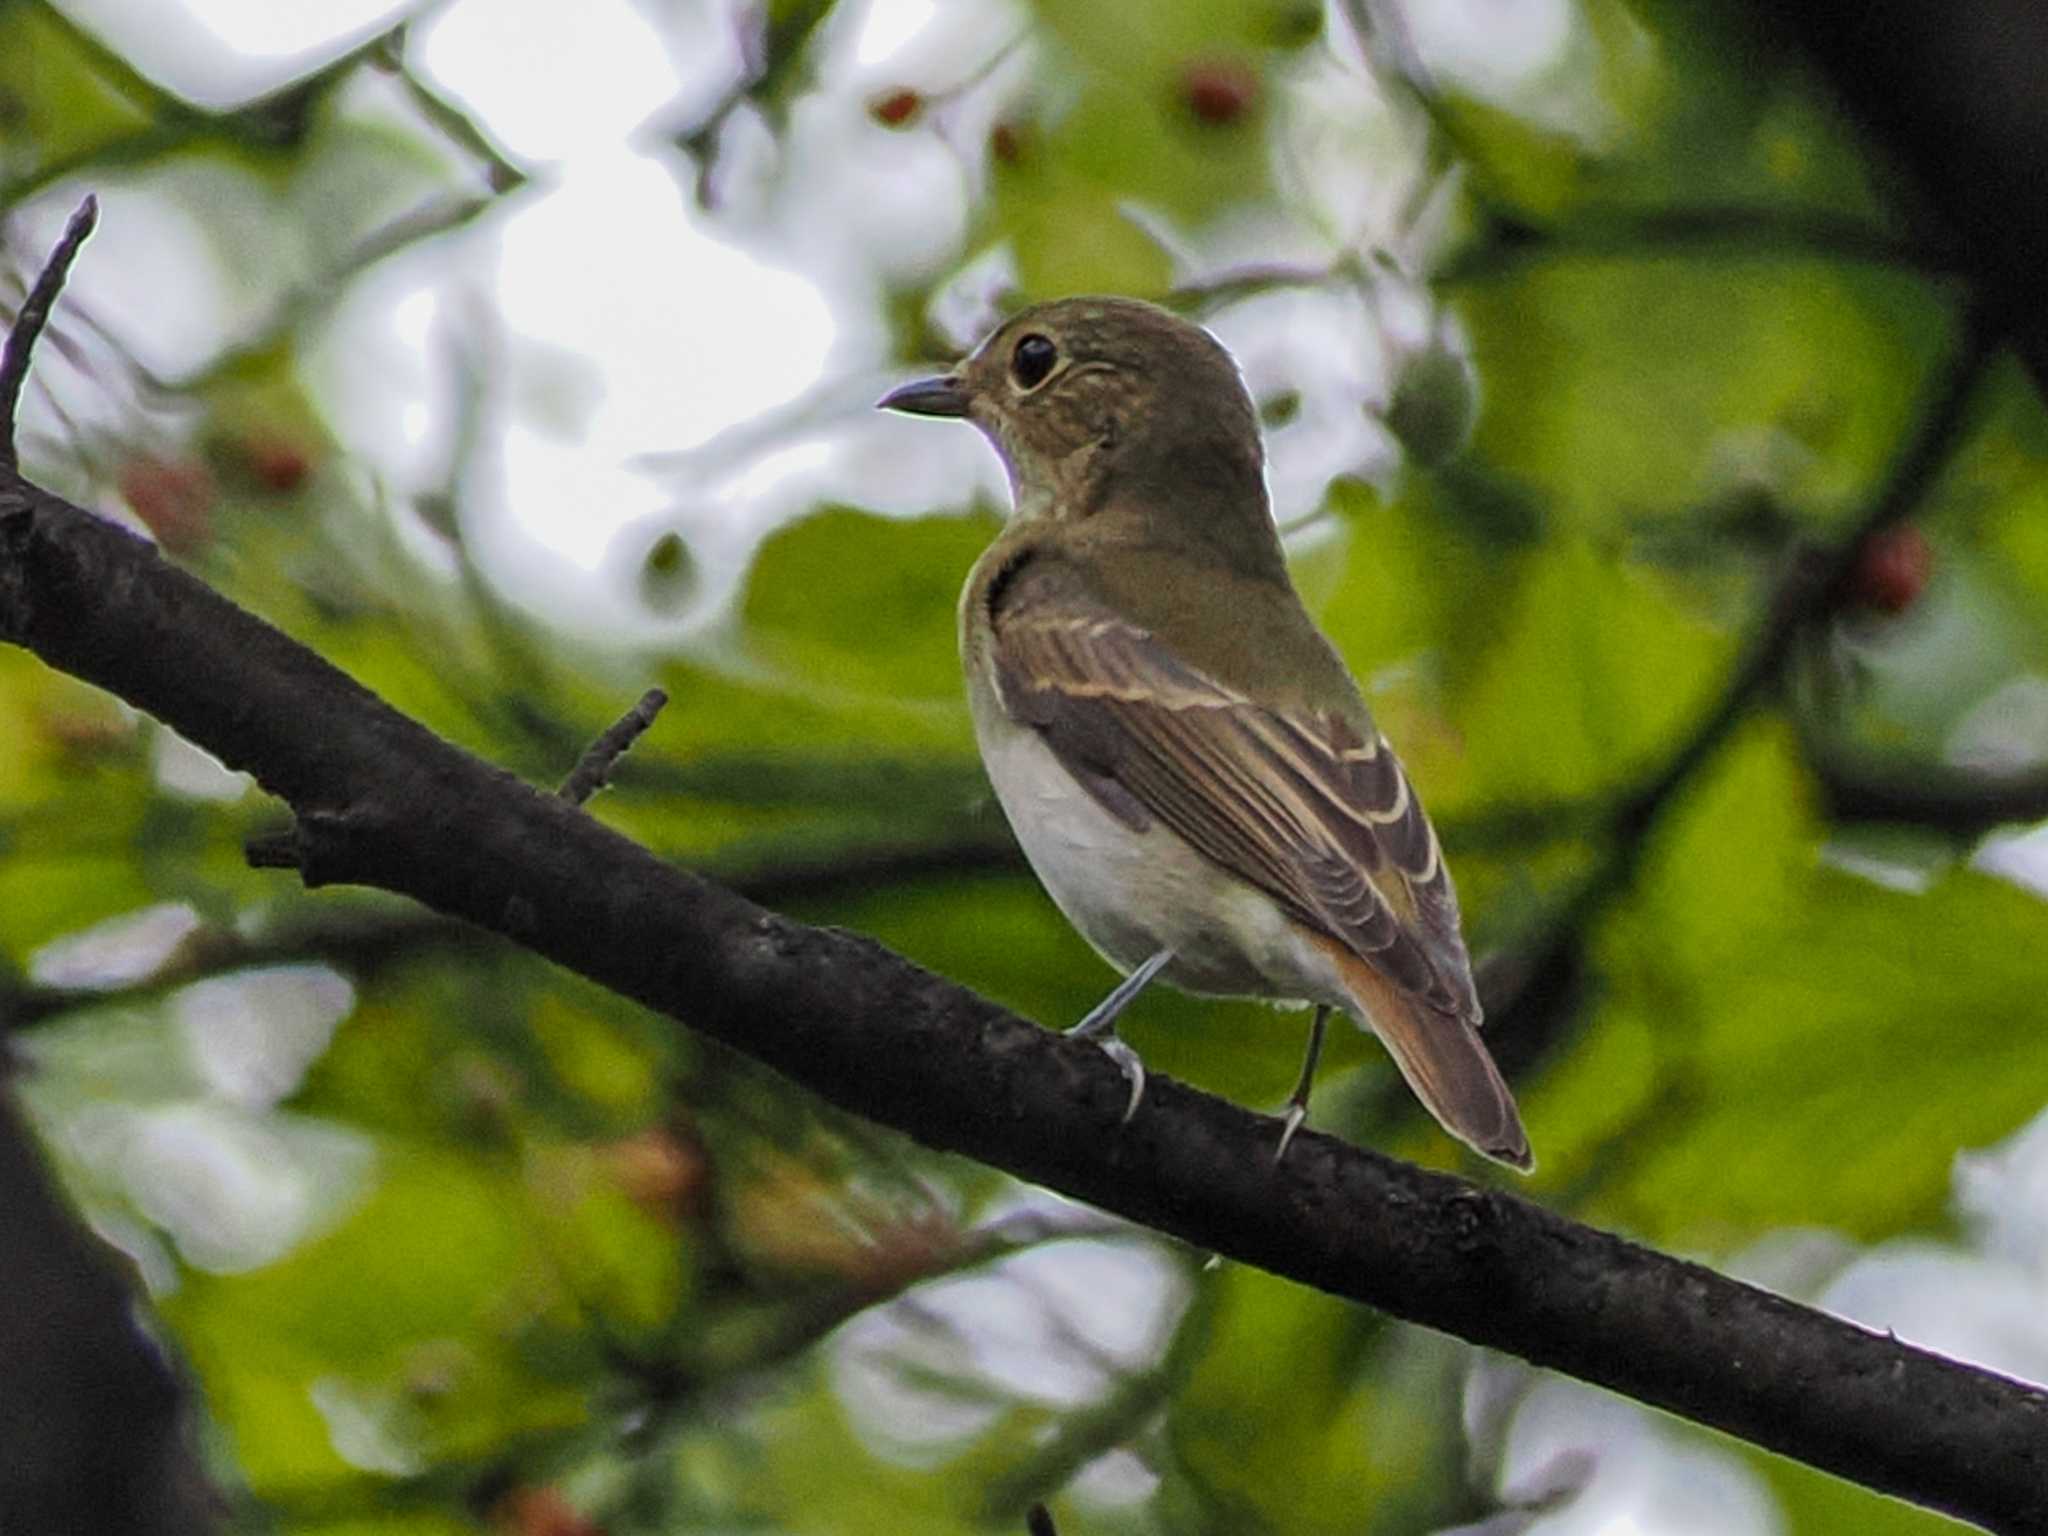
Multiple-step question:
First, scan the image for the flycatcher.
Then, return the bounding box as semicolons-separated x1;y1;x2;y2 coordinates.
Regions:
879;296;1530;1171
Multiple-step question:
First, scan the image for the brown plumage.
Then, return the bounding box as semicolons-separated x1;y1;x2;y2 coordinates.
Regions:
882;296;1530;1170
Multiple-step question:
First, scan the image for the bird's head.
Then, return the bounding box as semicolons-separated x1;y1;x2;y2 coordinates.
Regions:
880;296;1265;525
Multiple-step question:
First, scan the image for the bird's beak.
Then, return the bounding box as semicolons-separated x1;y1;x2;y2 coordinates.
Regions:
877;373;970;418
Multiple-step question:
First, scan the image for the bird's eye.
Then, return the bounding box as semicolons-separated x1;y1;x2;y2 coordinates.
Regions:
1010;333;1058;390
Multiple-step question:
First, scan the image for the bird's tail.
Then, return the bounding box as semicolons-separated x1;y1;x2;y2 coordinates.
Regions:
1310;934;1533;1172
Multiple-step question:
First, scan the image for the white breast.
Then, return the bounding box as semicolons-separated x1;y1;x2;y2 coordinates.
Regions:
968;679;1348;1009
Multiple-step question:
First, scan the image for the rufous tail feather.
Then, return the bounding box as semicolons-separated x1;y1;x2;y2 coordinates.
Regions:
1310;934;1532;1171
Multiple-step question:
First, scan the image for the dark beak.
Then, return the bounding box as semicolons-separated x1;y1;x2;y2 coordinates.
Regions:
877;373;970;418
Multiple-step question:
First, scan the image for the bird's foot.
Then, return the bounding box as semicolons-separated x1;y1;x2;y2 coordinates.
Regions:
1066;951;1170;1125
1093;1034;1147;1124
1273;1101;1308;1165
1272;1004;1329;1165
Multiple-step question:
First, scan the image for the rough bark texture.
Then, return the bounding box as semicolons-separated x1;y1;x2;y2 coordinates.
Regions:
4;470;2047;1531
0;1087;218;1534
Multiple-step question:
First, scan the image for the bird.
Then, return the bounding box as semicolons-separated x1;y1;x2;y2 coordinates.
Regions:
878;295;1530;1171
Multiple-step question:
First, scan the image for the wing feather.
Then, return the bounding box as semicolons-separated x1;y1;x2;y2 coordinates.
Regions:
989;555;1480;1023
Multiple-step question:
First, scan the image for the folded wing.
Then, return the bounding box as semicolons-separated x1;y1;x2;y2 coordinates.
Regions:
988;552;1528;1166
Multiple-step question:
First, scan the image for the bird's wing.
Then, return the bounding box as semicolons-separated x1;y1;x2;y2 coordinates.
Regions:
986;552;1480;1024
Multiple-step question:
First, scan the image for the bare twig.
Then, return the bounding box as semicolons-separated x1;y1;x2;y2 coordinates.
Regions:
1609;310;1995;848
1809;745;2048;833
1437;206;1960;287
1481;310;1997;1072
981;1261;1213;1520
558;688;670;806
0;195;98;469
152;193;504;397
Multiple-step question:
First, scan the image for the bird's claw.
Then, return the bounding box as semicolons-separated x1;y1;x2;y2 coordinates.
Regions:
1274;1102;1307;1165
1096;1035;1146;1124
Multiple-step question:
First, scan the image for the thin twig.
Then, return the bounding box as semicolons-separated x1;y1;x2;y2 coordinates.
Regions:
558;688;670;806
0;195;98;469
1165;261;1338;313
1609;308;1996;848
981;1264;1216;1520
1437;206;1960;287
1809;745;2048;833
151;193;504;396
1483;308;2001;1064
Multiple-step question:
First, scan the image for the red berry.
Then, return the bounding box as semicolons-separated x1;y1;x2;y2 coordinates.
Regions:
1850;525;1932;614
118;455;215;556
243;435;311;493
1182;57;1259;125
496;1486;602;1536
870;89;921;127
990;120;1027;165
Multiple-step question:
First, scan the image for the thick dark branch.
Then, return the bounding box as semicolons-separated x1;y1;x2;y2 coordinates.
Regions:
2;436;2046;1536
3;831;1027;1031
0;1089;218;1532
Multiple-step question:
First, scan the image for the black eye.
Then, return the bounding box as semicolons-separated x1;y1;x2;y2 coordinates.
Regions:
1010;333;1057;389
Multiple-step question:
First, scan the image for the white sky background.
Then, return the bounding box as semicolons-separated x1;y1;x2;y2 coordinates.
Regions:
17;1;2048;1531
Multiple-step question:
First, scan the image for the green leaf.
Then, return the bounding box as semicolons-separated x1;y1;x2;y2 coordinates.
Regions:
738;505;993;712
997;159;1177;301
1169;1267;1454;1534
0;5;161;195
1457;259;1950;539
1583;731;2048;1243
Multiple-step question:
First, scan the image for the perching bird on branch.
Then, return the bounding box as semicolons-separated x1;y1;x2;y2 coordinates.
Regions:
882;297;1529;1171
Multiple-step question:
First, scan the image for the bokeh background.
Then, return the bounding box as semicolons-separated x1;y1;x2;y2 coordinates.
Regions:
4;0;2048;1531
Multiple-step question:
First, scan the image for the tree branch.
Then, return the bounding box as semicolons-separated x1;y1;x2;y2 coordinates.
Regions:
0;1088;218;1532
1435;205;1961;288
1809;744;2048;835
1478;308;1998;1076
2;225;2046;1533
556;688;668;805
0;194;96;471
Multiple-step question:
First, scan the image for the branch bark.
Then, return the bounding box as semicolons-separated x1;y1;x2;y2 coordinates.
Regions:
0;1088;219;1533
3;353;2046;1533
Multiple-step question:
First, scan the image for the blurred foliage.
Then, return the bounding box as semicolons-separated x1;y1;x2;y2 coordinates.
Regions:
4;0;2048;1533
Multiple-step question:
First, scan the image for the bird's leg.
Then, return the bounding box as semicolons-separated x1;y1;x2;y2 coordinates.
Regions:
1068;949;1173;1123
1274;1004;1331;1163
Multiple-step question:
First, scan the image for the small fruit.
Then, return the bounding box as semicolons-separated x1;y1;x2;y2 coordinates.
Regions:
990;120;1027;165
1850;524;1932;615
496;1486;602;1536
1181;57;1260;126
1384;333;1479;469
870;89;921;127
242;435;312;493
118;455;215;555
